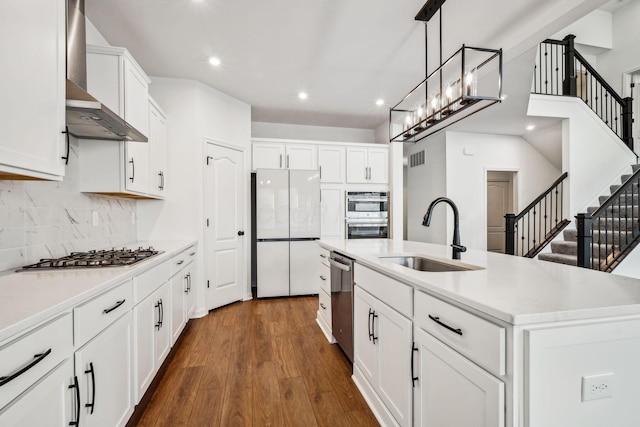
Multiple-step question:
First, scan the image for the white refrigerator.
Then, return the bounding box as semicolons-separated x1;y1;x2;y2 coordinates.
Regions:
256;169;321;297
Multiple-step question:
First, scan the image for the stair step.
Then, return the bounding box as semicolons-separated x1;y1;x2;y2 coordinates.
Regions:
633;164;640;173
599;194;639;205
550;241;614;257
587;205;639;217
538;253;577;266
592;217;639;231
610;183;639;193
563;228;635;244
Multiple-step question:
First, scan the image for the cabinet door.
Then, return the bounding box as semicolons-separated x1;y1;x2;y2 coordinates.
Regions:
413;327;504;427
170;274;187;345
367;148;389;184
125;141;149;194
0;0;65;180
346;147;368;183
354;287;378;387
133;292;157;403
289;241;319;296
318;146;345;183
0;359;74;427
185;264;196;317
252;143;285;170
75;313;133;427
147;103;161;196
320;188;344;239
123;59;150;138
377;302;413;427
286;144;317;170
155;282;172;367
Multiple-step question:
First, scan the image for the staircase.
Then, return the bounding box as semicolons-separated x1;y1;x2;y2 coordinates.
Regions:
538;164;640;267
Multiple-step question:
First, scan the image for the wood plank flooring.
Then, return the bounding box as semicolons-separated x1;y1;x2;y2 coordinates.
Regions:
133;296;379;427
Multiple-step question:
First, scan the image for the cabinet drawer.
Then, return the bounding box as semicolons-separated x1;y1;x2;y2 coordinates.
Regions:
318;289;331;326
74;280;133;347
318;262;330;294
171;246;196;276
354;264;412;318
0;313;72;409
414;291;506;377
318;246;330;267
134;260;171;303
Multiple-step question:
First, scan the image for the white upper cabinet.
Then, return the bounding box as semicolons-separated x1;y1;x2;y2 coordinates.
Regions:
86;45;151;139
147;99;167;197
0;0;66;180
347;146;388;184
252;141;317;170
318;146;345;183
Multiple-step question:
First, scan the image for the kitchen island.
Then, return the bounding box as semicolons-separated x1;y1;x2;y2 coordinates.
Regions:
317;238;640;427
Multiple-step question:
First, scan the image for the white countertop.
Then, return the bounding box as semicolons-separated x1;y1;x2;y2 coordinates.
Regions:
319;239;640;325
0;240;196;344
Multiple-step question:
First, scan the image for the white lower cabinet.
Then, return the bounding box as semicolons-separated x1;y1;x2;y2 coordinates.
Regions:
0;359;74;427
133;281;171;403
170;258;196;345
75;312;133;427
354;286;412;427
413;326;505;427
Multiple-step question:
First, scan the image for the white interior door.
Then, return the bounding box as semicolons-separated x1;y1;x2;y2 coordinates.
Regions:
205;143;245;310
487;171;514;253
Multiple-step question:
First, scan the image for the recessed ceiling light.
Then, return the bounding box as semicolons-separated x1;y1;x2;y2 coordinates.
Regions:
376;99;385;106
526;124;536;131
298;92;308;100
208;57;221;66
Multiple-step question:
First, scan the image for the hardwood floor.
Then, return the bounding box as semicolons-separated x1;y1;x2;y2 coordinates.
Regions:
133;296;379;426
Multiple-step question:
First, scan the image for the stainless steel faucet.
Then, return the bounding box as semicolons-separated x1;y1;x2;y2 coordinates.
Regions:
422;197;467;260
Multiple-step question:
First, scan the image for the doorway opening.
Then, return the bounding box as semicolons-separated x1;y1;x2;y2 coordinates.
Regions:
486;171;516;253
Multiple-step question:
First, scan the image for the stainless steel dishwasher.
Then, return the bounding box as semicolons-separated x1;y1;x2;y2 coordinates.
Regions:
329;252;355;363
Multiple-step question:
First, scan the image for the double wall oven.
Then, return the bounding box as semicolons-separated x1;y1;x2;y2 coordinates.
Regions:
345;191;389;239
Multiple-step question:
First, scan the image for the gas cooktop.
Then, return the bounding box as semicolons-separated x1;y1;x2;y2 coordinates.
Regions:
20;247;162;271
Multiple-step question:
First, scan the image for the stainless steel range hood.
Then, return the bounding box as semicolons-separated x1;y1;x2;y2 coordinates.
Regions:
66;0;147;142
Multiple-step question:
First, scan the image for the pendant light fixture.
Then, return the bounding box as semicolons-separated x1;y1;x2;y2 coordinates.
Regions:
389;0;503;143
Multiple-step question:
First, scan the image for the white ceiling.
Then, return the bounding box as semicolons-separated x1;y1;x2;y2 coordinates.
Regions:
86;0;608;132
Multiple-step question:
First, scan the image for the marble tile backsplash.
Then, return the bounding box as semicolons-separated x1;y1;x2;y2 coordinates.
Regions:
0;138;137;272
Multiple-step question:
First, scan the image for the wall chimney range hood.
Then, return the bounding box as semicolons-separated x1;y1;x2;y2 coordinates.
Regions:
65;0;147;142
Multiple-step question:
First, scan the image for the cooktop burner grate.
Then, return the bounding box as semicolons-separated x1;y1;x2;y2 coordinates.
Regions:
21;247;161;270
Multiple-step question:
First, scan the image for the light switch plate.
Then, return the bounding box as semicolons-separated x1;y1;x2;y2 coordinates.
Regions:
582;373;614;401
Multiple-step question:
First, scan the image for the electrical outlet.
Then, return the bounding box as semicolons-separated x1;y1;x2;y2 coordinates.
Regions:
582;373;614;401
92;211;99;227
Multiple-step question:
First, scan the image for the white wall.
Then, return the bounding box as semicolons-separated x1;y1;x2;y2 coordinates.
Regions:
445;131;560;251
528;94;637;215
405;133;448;245
597;1;640;94
137;77;251;316
553;9;613;49
251;122;374;143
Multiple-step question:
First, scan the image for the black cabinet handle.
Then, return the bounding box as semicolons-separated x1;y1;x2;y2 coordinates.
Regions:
61;126;70;165
367;308;373;342
103;299;126;314
155;301;161;330
319;275;326;281
320;303;326;310
189;252;196;256
372;311;378;344
184;273;189;294
0;348;52;386
176;260;184;265
129;158;135;182
237;231;245;236
411;343;419;387
84;362;96;414
319;254;327;258
159;299;164;328
158;171;164;190
69;375;80;426
428;315;463;336
188;273;192;292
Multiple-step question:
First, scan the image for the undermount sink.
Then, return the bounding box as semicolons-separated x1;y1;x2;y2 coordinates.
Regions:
379;256;473;272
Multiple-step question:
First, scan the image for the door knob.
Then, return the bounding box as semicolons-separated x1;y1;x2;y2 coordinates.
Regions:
237;231;245;236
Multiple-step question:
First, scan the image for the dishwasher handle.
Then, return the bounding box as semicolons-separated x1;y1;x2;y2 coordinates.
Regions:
329;257;352;272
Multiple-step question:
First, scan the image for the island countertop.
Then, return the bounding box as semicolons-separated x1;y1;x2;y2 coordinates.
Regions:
318;238;640;325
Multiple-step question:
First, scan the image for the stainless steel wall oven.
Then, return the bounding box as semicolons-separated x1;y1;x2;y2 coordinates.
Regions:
345;191;389;239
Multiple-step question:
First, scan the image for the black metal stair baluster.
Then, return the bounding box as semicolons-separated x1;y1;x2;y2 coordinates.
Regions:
544;43;549;94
